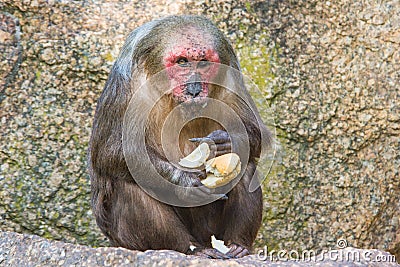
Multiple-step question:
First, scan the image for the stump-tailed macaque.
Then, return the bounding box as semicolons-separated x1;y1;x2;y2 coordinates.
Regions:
88;15;272;259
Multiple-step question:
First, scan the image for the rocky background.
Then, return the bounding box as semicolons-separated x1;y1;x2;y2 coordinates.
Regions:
0;0;399;264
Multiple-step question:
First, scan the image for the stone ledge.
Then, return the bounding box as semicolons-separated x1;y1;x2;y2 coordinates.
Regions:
0;231;398;266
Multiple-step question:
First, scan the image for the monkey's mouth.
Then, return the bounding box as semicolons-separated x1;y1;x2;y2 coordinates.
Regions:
177;94;208;104
174;82;209;104
183;96;208;104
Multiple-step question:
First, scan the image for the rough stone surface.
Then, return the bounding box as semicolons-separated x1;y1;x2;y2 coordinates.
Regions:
0;231;398;267
0;0;399;265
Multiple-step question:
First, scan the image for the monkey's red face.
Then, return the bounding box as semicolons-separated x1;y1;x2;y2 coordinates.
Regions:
163;29;220;103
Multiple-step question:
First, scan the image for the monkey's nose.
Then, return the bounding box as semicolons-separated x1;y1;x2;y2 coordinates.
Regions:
187;82;202;97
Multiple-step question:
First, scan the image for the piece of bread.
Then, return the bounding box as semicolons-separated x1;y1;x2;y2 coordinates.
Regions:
202;153;241;188
211;235;230;254
178;143;210;168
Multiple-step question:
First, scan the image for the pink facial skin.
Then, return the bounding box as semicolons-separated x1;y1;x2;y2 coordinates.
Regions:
163;30;221;103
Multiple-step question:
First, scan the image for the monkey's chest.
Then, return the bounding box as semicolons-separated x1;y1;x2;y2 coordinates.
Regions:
178;118;224;156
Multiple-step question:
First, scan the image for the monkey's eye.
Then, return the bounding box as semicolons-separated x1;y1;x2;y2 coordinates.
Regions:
176;57;189;67
197;59;210;68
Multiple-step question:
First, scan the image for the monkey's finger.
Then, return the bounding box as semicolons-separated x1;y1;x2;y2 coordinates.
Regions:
192;180;228;200
189;136;214;143
216;143;231;151
195;189;226;200
196;170;207;180
178;187;212;203
189;137;204;143
194;185;212;194
215;149;231;157
186;169;207;180
196;184;224;197
227;244;250;258
197;182;228;199
210;249;232;259
236;249;250;258
189;137;216;148
206;130;230;144
210;136;230;144
192;183;212;196
196;248;232;259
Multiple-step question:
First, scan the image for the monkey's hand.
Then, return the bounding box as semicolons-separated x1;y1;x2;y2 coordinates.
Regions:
190;130;231;157
172;168;227;203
